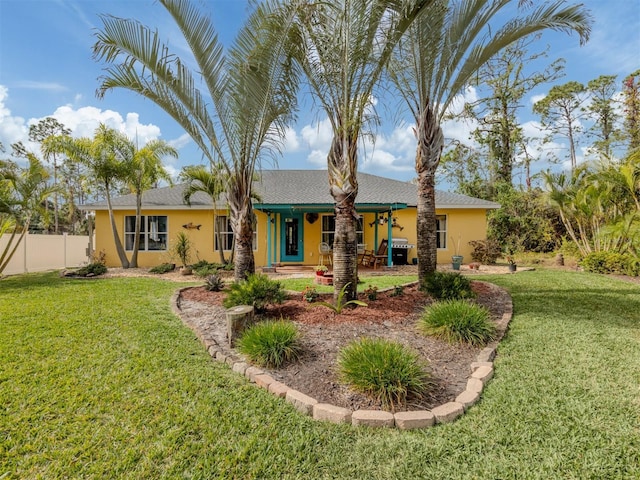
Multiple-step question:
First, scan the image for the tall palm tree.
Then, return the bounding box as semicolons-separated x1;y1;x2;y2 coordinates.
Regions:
388;0;591;281
180;163;229;264
44;124;132;268
0;155;55;275
124;139;176;268
291;0;433;300
93;0;300;281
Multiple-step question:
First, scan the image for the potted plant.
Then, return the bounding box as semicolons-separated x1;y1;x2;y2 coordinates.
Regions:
173;232;193;275
314;264;329;276
506;255;517;272
450;235;463;270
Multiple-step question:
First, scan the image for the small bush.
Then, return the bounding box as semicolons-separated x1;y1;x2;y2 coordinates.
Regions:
580;251;640;276
237;320;302;368
204;274;225;292
418;300;495;346
301;286;319;303
149;263;175;274
421;271;475;300
391;285;405;297
364;285;378;301
192;260;230;277
223;273;286;313
469;239;501;264
75;262;107;277
338;338;431;411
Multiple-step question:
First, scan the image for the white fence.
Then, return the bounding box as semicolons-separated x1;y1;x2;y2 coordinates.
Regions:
0;233;91;276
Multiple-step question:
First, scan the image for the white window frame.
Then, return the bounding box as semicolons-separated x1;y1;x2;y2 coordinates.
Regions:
436;215;447;249
214;214;257;251
321;214;364;246
124;215;168;251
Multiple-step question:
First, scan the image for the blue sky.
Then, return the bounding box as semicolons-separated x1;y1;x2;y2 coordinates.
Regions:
0;0;639;187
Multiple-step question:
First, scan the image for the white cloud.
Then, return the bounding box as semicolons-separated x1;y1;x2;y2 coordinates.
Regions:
282;126;300;152
0;85;185;167
13;81;68;92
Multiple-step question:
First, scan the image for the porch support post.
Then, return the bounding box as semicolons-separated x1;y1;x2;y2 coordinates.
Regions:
387;210;393;266
266;213;272;267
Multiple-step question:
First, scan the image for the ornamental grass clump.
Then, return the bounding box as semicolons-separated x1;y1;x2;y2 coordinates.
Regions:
419;300;496;346
337;338;431;411
237;320;302;368
421;271;475;300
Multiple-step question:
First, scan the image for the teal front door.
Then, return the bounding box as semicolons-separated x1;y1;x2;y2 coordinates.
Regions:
280;213;304;262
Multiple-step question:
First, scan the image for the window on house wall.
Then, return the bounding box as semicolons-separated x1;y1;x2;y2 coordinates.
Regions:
321;215;364;246
214;215;257;250
436;215;447;249
124;215;168;251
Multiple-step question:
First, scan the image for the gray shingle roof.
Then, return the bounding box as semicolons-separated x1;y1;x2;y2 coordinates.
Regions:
81;169;500;210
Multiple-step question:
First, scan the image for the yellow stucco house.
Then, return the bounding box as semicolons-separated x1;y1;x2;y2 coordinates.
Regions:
82;170;499;268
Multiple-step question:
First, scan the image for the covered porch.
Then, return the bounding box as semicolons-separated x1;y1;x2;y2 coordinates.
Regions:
254;202;414;269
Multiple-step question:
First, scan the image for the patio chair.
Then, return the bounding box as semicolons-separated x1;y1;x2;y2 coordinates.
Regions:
371;239;388;269
360;249;373;267
318;242;332;265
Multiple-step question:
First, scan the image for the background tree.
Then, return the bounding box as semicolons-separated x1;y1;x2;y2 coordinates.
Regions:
389;0;591;281
28;117;71;234
533;80;587;171
584;75;621;159
0;155;55;275
45;124;131;267
93;0;300;281
622;70;640;152
464;38;565;188
291;0;431;300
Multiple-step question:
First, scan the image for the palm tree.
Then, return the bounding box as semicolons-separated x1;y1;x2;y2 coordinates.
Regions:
180;163;229;264
44;124;132;268
0;155;56;275
290;0;432;300
93;0;300;281
388;0;591;281
124;139;176;268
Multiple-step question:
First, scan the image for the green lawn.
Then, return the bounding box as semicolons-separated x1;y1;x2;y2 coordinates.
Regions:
1;270;638;479
279;274;418;293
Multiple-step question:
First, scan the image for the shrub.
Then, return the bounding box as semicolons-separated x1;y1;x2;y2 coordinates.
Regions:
192;260;231;277
364;285;378;301
75;262;107;277
468;239;501;264
149;263;175;274
391;285;405;297
223;273;286;313
338;338;431;411
237;320;302;368
421;271;475;300
204;274;225;292
418;300;496;346
580;251;640;276
301;286;319;303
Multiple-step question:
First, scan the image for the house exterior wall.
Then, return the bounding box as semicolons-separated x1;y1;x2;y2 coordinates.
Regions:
95;206;488;268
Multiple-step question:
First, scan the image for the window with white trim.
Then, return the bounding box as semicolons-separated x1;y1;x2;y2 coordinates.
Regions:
124;215;168;251
436;215;447;249
321;215;364;246
214;215;257;250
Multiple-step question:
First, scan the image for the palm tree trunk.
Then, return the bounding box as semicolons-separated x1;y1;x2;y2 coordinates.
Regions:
228;181;255;282
415;105;445;284
105;183;130;268
130;192;142;268
328;136;359;302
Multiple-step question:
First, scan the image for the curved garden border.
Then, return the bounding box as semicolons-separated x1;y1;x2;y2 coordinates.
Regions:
171;281;513;430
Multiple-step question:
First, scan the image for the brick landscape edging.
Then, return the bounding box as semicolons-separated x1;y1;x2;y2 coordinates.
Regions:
171;281;513;430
